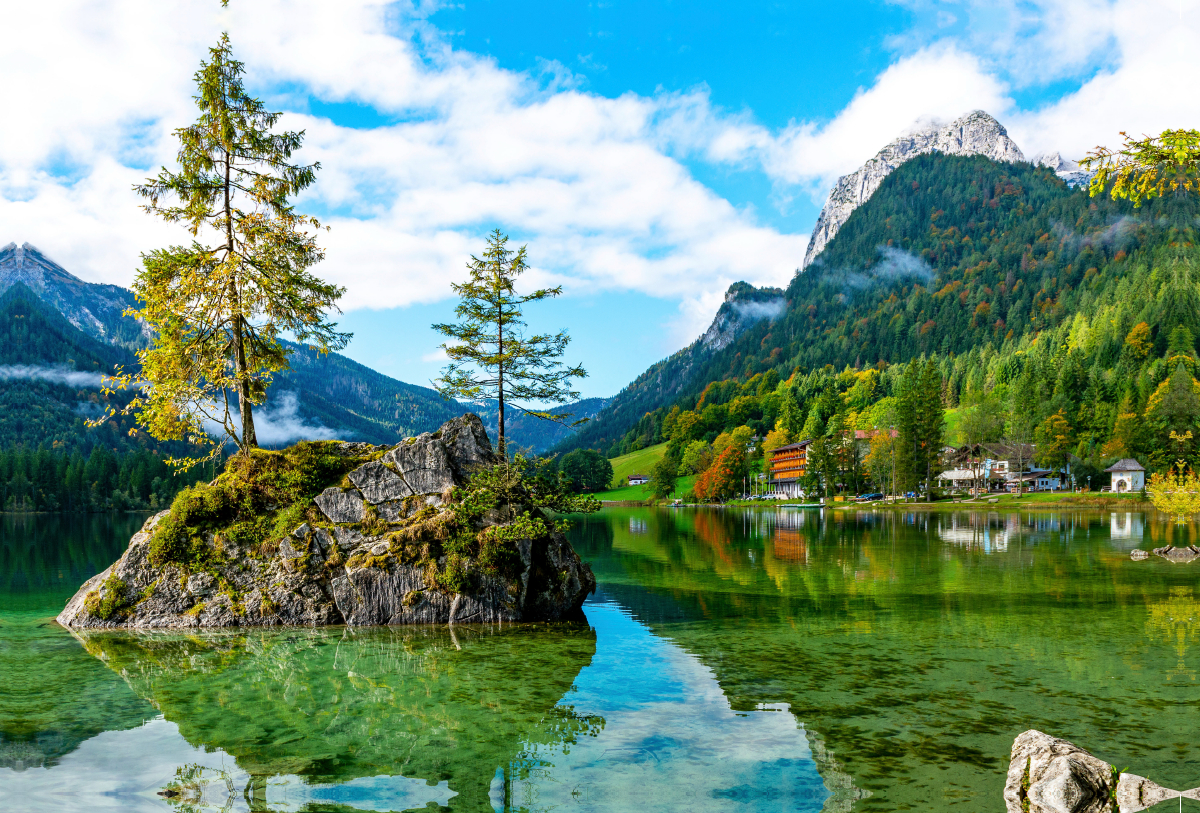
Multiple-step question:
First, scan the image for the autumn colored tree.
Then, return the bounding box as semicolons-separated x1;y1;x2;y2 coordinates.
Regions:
695;444;746;502
434;230;586;454
1081;129;1200;206
1147;461;1200;523
1035;410;1073;476
1125;322;1153;361
102;35;347;468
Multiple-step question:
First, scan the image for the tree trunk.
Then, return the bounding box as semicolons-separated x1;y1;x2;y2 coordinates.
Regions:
497;293;505;457
225;149;256;450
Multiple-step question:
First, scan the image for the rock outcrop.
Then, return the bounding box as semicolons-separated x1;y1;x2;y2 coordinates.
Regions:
699;281;786;353
57;414;596;629
802;110;1026;270
1152;545;1200;563
1004;729;1199;813
1033;151;1094;188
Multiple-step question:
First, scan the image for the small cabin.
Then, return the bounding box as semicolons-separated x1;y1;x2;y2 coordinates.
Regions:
1104;459;1145;493
627;474;649;486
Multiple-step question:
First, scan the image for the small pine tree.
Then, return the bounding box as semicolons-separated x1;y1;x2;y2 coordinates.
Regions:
434;230;586;454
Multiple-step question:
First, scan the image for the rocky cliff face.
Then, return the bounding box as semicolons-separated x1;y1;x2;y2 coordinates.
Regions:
0;242;150;350
57;414;596;628
1032;151;1094;188
802;111;1026;270
699;281;787;352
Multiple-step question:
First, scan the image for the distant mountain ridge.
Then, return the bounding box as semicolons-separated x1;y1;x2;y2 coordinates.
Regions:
0;243;149;351
0;246;598;452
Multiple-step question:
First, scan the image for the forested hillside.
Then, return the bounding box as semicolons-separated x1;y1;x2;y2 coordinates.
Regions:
565;151;1200;487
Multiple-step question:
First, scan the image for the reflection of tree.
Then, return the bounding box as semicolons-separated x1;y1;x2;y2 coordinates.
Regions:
1;513;152;769
1145;586;1200;682
79;623;598;812
160;764;238;813
496;704;606;812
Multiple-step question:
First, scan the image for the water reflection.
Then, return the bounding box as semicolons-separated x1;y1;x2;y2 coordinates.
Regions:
492;602;851;812
10;507;1200;812
572;507;1200;809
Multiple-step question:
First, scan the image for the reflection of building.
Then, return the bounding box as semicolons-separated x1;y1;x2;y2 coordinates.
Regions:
936;514;1017;552
629;518;648;535
765;440;811;498
1105;459;1145;493
1109;512;1144;543
772;530;808;563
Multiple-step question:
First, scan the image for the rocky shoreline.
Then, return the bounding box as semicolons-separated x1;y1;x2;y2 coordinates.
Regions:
57;414;595;629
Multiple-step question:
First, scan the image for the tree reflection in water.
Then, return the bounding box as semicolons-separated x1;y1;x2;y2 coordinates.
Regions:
78;622;599;812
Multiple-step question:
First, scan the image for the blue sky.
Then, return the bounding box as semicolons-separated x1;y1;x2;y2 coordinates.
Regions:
4;0;1192;400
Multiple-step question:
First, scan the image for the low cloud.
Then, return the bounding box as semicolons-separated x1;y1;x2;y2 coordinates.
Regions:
816;245;935;298
731;298;786;323
0;365;111;387
219;392;344;447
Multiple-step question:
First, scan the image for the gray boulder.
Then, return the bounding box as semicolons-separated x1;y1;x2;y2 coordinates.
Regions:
57;413;595;629
1004;730;1192;813
1153;545;1200;563
314;487;366;524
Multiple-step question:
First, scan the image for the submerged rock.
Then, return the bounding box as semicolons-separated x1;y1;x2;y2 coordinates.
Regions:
1152;545;1200;563
57;414;595;629
1004;729;1197;813
1129;549;1149;561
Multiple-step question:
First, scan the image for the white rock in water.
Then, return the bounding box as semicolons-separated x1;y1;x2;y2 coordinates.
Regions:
802;110;1025;270
1004;730;1190;813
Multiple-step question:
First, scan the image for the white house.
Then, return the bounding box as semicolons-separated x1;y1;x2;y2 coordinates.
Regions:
628;474;649;486
1104;459;1145;493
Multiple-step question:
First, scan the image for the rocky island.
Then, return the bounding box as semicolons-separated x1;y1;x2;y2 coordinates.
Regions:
58;414;596;628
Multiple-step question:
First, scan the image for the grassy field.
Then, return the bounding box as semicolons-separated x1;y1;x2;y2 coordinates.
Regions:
605;443;667;488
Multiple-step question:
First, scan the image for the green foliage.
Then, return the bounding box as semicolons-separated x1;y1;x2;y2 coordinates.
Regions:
433;229;586;451
105;34;348;466
149;441;364;569
83;572;133;621
559;448;613;493
1082;128;1200;206
650;452;679;498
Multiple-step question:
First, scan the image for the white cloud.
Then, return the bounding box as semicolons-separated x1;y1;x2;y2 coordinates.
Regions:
0;0;806;346
0;365;112;388
2;0;1197;360
216;392;343;447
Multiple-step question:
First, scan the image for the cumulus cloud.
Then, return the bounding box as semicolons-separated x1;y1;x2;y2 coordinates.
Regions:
0;0;806;345
0;365;112;388
2;0;1195;355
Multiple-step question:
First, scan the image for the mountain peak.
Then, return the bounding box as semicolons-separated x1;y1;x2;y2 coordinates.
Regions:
802;110;1025;270
0;241;148;350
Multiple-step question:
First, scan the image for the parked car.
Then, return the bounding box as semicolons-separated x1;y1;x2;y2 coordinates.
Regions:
857;493;884;501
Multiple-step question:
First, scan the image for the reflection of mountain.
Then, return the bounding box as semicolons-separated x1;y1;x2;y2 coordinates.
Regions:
569;507;1200;806
77;623;597;811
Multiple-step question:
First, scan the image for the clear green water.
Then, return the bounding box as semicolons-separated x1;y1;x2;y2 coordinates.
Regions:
2;507;1198;811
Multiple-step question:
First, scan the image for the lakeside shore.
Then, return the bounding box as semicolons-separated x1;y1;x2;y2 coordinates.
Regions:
602;491;1153;512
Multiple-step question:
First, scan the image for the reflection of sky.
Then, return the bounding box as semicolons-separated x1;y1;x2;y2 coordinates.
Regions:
491;600;831;812
0;718;455;813
3;603;832;813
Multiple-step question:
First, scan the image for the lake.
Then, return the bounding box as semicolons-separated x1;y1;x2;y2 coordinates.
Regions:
1;507;1196;812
